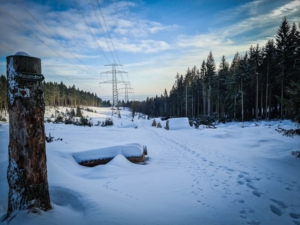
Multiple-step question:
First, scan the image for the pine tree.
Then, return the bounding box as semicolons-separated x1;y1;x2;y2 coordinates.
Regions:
218;56;229;120
76;106;82;117
276;16;291;119
238;52;250;122
249;44;263;120
206;51;216;116
163;88;168;117
200;60;207;116
262;39;277;120
228;52;240;120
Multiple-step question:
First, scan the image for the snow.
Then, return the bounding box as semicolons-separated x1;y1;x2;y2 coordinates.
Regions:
72;143;144;163
7;57;18;106
168;117;192;130
14;51;30;56
0;107;300;225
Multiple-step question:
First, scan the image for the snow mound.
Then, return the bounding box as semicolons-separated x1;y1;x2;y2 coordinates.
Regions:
168;117;192;130
15;51;30;56
107;154;133;167
73;143;144;163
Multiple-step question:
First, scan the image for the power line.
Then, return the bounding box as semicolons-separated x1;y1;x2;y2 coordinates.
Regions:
0;6;111;97
0;6;103;80
52;14;85;50
96;0;120;63
0;2;132;101
43;67;110;95
95;0;127;82
89;0;116;63
15;0;100;77
72;0;110;64
0;42;14;53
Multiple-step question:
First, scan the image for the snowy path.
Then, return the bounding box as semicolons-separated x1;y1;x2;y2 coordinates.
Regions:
1;113;300;225
138;121;300;225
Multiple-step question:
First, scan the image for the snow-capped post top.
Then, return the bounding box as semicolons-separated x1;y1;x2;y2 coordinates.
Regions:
14;51;31;56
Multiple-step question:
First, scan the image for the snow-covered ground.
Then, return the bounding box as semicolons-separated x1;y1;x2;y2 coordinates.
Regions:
0;107;300;225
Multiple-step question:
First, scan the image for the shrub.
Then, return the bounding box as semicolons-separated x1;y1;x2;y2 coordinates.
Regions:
102;118;113;126
157;122;162;128
86;108;94;112
152;119;157;127
70;109;75;117
80;116;92;127
291;151;300;158
165;120;169;130
143;146;148;155
64;117;74;124
76;106;82;117
54;115;64;123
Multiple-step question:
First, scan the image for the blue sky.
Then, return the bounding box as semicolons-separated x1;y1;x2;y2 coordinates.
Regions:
0;0;299;101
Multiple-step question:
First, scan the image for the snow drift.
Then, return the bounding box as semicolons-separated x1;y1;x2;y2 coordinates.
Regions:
167;117;192;130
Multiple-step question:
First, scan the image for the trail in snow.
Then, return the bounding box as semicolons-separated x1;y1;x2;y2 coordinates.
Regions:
142;121;300;225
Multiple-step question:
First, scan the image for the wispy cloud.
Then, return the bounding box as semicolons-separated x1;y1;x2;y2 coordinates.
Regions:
270;0;300;16
175;0;300;66
218;0;264;21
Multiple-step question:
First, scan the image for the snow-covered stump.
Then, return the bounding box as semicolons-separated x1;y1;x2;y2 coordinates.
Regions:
5;53;51;219
73;143;147;166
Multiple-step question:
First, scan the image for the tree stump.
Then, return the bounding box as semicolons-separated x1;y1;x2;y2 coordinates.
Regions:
5;53;51;219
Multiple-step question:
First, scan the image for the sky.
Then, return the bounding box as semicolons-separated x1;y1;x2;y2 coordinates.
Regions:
0;0;299;101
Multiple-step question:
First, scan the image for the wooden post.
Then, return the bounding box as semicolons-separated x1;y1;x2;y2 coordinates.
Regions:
5;52;51;219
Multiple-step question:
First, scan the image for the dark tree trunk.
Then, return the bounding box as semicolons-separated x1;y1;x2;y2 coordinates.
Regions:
6;54;51;219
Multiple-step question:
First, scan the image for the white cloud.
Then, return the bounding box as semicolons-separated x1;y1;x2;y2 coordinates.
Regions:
216;0;264;23
270;0;300;17
176;0;300;59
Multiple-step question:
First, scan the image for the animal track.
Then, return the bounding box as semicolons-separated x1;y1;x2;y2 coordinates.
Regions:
270;205;283;216
290;212;300;219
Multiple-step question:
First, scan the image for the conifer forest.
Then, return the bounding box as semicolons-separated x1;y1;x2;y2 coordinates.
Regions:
130;17;300;124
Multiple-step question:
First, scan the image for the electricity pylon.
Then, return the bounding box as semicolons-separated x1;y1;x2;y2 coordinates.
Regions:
100;63;127;117
119;82;134;103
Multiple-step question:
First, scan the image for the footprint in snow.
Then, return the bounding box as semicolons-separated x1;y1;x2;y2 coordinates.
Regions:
270;205;283;216
239;209;256;220
270;199;288;209
269;198;288;217
290;212;300;219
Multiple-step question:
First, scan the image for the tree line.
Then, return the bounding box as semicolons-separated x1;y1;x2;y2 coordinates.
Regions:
42;81;104;107
0;77;112;118
129;17;300;123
